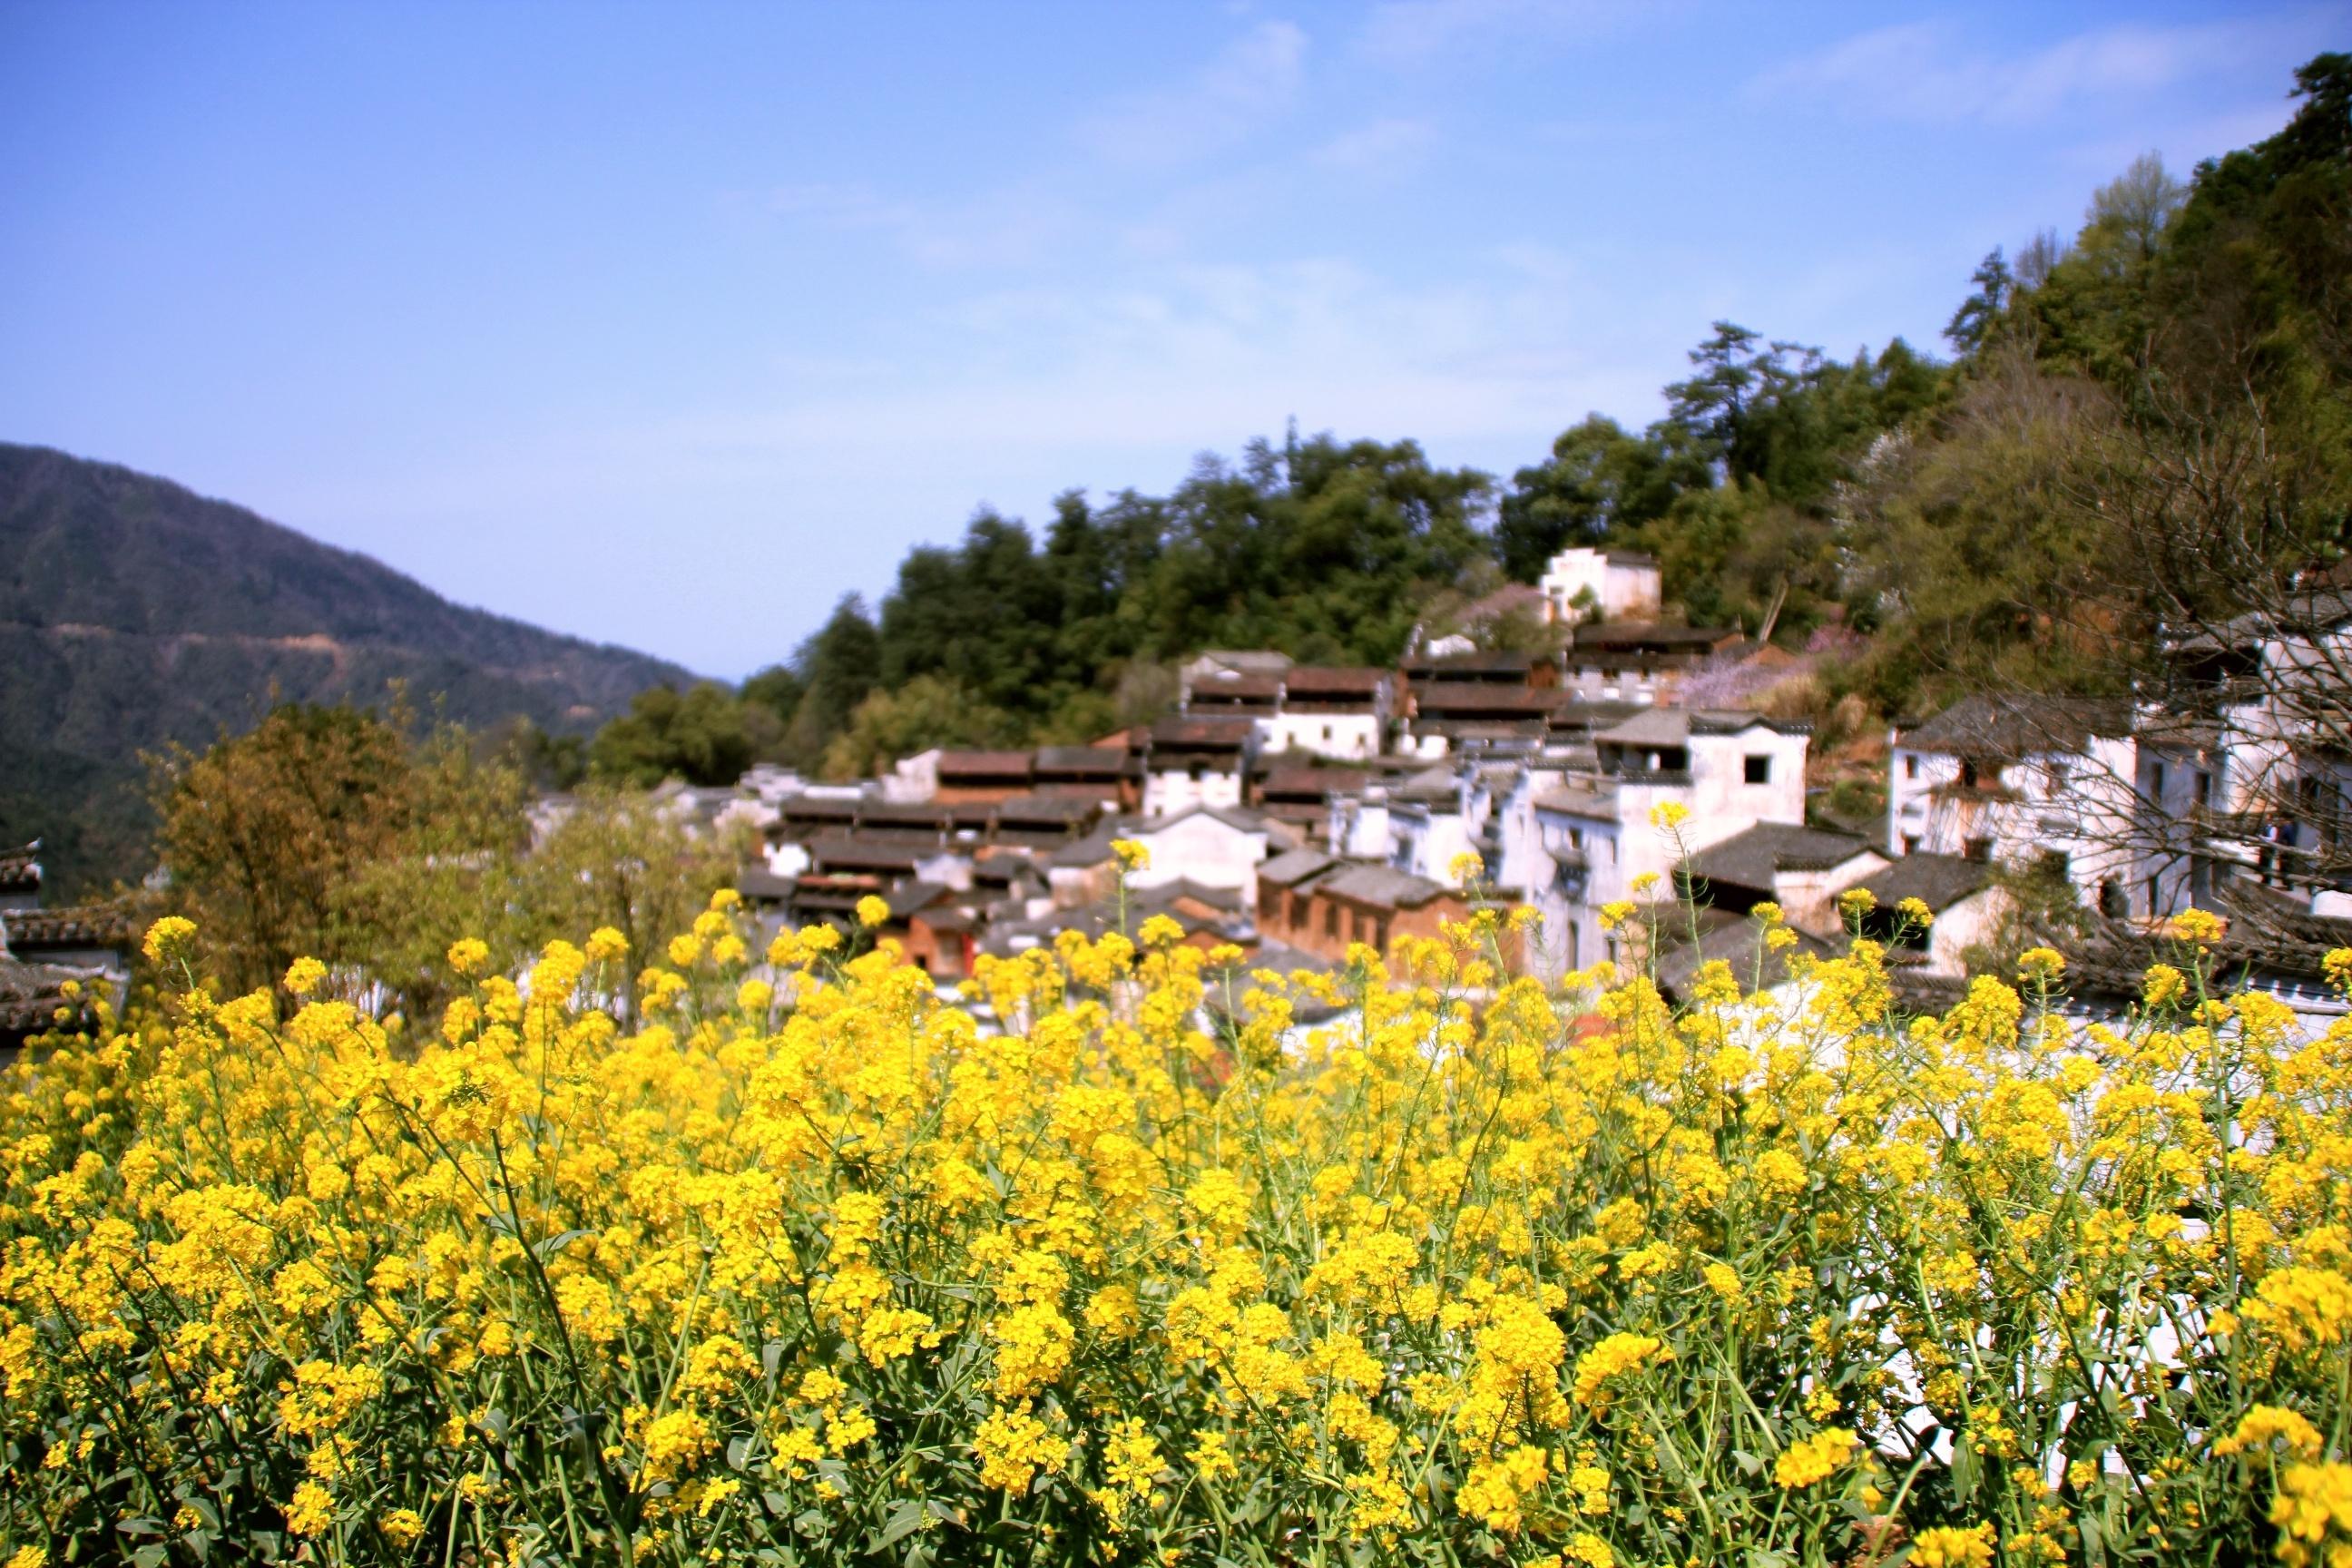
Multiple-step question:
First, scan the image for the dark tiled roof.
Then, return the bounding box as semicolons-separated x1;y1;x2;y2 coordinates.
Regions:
886;881;951;918
1596;708;1792;747
859;801;957;828
1679;823;1878;896
1533;779;1621;820
1283;665;1390;695
1547;699;1648;731
805;832;928;871
735;866;799;901
1049;828;1121;869
1856;852;1994;914
1258;767;1350;799
1034;746;1129;776
1405;650;1534;676
1150;716;1256;750
0;844;40;896
1410;682;1558;717
936;750;1034;779
776;797;865;826
0;906;136;950
1571;621;1739;652
1898;694;2133;759
1318;864;1451;909
992;793;1102;825
1259;848;1338;887
1189;674;1283;701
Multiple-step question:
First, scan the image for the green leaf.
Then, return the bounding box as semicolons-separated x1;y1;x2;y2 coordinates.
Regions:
534;1226;596;1262
878;1498;926;1547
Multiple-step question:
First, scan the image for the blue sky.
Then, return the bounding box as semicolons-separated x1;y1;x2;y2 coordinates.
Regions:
2;1;2343;678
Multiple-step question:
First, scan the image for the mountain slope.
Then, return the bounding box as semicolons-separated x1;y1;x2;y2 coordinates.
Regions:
0;443;695;893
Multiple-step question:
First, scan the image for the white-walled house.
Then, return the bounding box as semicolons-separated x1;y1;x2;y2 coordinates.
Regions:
1257;667;1393;760
1675;822;1888;934
1886;696;2151;916
1142;716;1257;818
1117;807;1287;907
1539;547;1662;625
1504;710;1816;979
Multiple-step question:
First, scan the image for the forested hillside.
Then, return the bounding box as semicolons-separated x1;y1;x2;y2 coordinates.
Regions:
0;444;693;892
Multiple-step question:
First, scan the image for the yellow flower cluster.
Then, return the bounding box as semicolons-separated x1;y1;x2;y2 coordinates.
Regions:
1;894;2348;1565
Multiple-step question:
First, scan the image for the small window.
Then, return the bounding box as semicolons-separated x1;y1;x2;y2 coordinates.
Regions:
1963;837;1994;863
1323;904;1339;937
2149;762;2166;796
1901;834;1921;856
2195;770;2212;806
1565;919;1581;969
1743;755;1771;785
1959;760;1980;789
1904;755;1920;780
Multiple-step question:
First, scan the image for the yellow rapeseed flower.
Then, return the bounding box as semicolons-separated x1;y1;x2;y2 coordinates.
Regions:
142;915;197;965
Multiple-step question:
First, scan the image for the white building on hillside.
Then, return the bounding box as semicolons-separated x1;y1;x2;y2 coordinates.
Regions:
1499;710;1812;978
1539;547;1662;625
1886;695;2149;916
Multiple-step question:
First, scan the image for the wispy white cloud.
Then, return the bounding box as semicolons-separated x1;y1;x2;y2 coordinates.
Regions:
1751;13;2334;126
1308;116;1437;174
1355;0;1648;67
767;180;1077;270
1079;20;1308;168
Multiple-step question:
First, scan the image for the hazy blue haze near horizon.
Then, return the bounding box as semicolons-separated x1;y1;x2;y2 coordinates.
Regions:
2;0;2344;679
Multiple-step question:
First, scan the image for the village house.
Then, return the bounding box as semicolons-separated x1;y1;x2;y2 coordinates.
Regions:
1559;622;1748;705
929;750;1036;805
1031;745;1136;809
1538;546;1664;625
1260;666;1393;760
1396;683;1559;759
1142;716;1258;818
1504;710;1813;978
1118;806;1290;905
1251;766;1357;845
1886;695;2147;914
1673;821;1887;931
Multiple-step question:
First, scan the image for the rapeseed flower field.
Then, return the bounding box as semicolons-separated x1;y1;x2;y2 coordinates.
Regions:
5;872;2351;1566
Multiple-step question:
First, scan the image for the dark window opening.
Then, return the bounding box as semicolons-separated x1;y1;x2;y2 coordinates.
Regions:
1744;755;1771;785
1963;837;1994;863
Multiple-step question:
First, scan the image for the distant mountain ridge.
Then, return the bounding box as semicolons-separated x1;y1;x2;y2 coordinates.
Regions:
0;442;695;892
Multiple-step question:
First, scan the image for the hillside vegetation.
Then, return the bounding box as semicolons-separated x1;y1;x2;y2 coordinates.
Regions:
0;444;693;893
